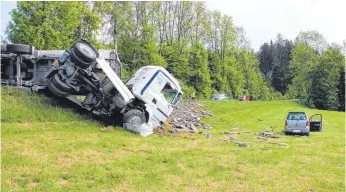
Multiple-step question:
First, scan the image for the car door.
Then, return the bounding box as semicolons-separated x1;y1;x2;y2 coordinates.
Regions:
309;114;323;132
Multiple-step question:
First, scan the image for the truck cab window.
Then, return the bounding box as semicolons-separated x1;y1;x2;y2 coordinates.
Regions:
161;83;177;104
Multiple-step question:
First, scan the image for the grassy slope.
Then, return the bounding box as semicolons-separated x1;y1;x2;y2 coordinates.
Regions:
1;88;345;192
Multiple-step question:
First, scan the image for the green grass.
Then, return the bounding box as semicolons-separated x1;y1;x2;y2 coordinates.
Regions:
1;87;345;191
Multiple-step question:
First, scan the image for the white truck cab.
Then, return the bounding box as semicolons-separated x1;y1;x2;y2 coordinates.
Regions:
126;66;183;128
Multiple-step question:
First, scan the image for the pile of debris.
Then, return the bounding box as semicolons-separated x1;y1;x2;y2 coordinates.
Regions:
258;131;281;138
154;100;213;134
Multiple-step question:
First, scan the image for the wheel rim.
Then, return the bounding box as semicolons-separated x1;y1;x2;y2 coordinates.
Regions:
128;116;143;125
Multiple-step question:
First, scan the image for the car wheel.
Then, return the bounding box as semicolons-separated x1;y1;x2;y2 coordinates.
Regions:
6;44;33;54
69;48;95;69
48;80;69;97
123;109;146;125
73;41;97;63
52;74;72;92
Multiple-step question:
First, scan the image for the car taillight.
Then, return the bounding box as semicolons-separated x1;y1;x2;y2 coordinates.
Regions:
285;120;288;126
306;120;310;128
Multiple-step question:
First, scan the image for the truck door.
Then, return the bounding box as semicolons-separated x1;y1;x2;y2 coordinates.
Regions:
309;114;322;132
142;72;176;123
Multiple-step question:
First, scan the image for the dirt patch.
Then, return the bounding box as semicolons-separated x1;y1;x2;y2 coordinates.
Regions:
27;179;39;188
22;121;32;127
154;121;176;135
58;179;68;185
100;126;116;132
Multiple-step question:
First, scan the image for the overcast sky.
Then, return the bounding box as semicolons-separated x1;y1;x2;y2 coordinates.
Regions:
207;0;346;50
1;0;345;51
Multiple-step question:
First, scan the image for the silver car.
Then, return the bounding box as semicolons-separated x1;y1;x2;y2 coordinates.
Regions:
285;112;311;136
211;93;228;101
284;112;323;136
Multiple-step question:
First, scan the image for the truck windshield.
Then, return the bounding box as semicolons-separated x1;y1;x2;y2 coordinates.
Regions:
287;112;307;120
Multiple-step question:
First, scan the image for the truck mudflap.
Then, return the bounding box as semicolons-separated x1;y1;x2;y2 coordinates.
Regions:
96;57;134;104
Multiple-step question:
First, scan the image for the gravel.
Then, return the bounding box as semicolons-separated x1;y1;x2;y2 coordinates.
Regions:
154;100;213;134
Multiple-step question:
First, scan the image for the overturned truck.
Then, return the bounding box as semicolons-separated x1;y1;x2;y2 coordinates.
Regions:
1;39;183;136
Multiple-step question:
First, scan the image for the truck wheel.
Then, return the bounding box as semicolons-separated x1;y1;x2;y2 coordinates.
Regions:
48;80;69;97
6;44;33;54
73;42;97;63
69;48;94;69
52;74;72;92
123;109;146;125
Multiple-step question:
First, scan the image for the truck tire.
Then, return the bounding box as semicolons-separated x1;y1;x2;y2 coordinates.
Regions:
52;74;72;92
73;41;97;63
6;44;33;54
123;109;146;125
48;80;69;97
69;48;94;69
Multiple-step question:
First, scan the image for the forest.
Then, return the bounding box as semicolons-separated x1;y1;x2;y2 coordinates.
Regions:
3;1;345;111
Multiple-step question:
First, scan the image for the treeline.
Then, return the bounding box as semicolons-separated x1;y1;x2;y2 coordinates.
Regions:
258;32;345;111
5;2;346;111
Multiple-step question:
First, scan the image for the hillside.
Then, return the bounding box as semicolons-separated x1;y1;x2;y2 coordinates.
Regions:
1;88;345;191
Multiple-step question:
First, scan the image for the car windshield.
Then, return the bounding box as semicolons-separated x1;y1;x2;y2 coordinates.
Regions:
287;112;307;120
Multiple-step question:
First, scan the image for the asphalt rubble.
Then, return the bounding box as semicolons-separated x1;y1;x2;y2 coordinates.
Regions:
154;99;289;148
154;99;213;135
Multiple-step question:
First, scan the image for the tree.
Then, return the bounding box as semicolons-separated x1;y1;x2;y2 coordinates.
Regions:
188;43;212;98
287;43;319;102
258;42;273;80
338;69;345;111
6;2;101;49
207;50;224;92
296;30;327;54
342;40;346;57
1;35;9;44
235;27;251;51
308;48;345;110
270;34;293;94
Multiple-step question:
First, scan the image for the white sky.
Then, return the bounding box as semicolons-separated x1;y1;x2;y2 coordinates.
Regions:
1;1;345;51
207;0;346;51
